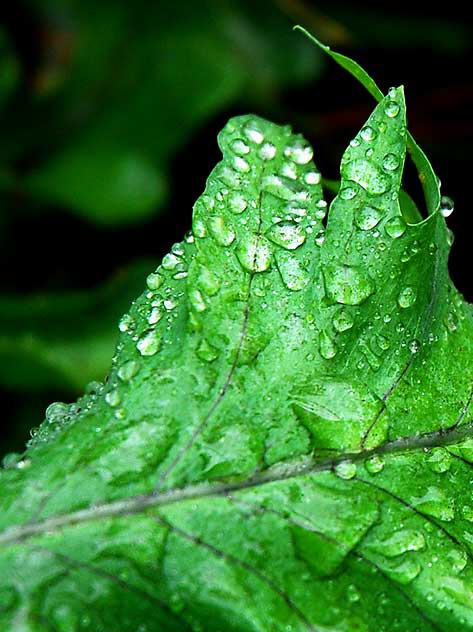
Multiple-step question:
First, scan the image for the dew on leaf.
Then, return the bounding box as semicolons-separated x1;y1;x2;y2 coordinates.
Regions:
332;308;354;332
118;360;139;382
319;330;337;360
427;448;452;473
304;171;321;185
228;192;248;214
164;297;178;311
188;288;207;312
339;185;358;200
369;529;425;557
275;253;310;291
45;402;70;424
230;139;250;155
105;388;121;408
365;454;385;474
382;153;400;171
146;271;164;291
411;486;454;521
360;125;377;142
385;216;406;238
440;195;454;218
196;338;219;363
262;174;306;201
209;216;236;246
343;159;390;195
136;329;161;356
259;142;276;160
408;339;420;354
236;234;272;273
398;287;416;308
148;306;163;324
355;205;383;230
334;460;357;479
243;119;265;144
118;314;135;333
233;156;250;173
266;221;306;250
324;265;375;306
314;229;325;246
385;100;400;118
283;139;313;164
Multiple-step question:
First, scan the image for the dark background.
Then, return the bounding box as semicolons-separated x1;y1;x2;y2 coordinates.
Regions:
1;0;472;459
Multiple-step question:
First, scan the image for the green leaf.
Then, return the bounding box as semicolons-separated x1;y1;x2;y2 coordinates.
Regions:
2;62;473;631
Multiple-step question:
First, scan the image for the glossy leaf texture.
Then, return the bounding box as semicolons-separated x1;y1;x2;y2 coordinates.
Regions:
2;77;473;631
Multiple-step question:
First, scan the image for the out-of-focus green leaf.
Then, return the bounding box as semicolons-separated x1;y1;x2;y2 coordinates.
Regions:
0;259;156;390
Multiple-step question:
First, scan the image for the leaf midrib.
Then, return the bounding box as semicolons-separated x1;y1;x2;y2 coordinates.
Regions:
1;419;472;550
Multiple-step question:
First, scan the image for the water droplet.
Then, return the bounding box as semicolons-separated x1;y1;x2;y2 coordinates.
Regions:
412;486;454;521
319;330;337;359
332;308;354;332
314;229;325;246
445;311;458;333
118;360;139;382
347;584;360;603
230;139;250;155
324;265;375;306
119;314;135;333
262;175;307;201
382;153;400;171
228;192;248;214
260;142;276;160
193;218;207;238
164;297;178;311
335;460;356;479
365;454;385;473
385;100;400;118
440;195;454;218
376;334;390;350
146;271;164;291
236;234;272;273
339;185;358;200
408;339;420;354
398;287;416;308
209;216;236;246
385;216;406;238
162;253;180;270
196;338;219;362
105;388;121;407
355;205;383;230
197;266;221;296
243;119;265;144
217;166;242;189
427;448;452;473
148;306;163;325
360;126;377;142
284;139;313;164
233;156;250;173
448;549;467;574
275;254;310;291
45;402;70;424
266;221;306;250
304;171;321;185
343;159;390;195
188;288;207;312
370;529;425;557
136;329;161;356
281;161;297;180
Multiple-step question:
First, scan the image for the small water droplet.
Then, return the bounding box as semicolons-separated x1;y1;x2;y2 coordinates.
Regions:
136;329;161;356
427;448;452;473
275;253;310;291
119;314;135;333
335;460;356;479
440;195;454;218
236;234;272;273
319;330;337;359
164;297;178;311
233;156;250;173
339;185;358;200
347;584;360;603
243;119;265;144
314;229;325;246
398;287;416;308
45;402;70;424
196;338;219;362
148;306;163;324
409;339;420;354
332;308;354;332
304;171;321;185
188;288;207;312
385;100;400;118
266;221;306;250
118;360;139;382
385;216;406;238
162;253;180;270
146;271;164;290
355;205;383;230
365;454;385;473
105;388;121;407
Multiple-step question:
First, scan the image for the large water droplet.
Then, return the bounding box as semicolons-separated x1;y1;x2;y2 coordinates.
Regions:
233;156;250;173
262;175;307;201
45;402;69;424
360;126;377;142
209;216;236;246
385;216;406;238
334;460;356;479
440;195;454;218
228;192;248;214
339;185;358;200
266;221;306;250
146;271;164;291
105;388;121;407
260;142;277;160
275;253;310;291
236;234;272;273
118;314;135;333
369;529;425;557
343;160;390;195
188;288;207;312
162;253;180;270
324;265;375;306
398;287;416;308
243;119;265;144
136;329;161;356
196;338;219;362
385;100;400;118
230;139;250;155
382;153;400;171
355;205;383;230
